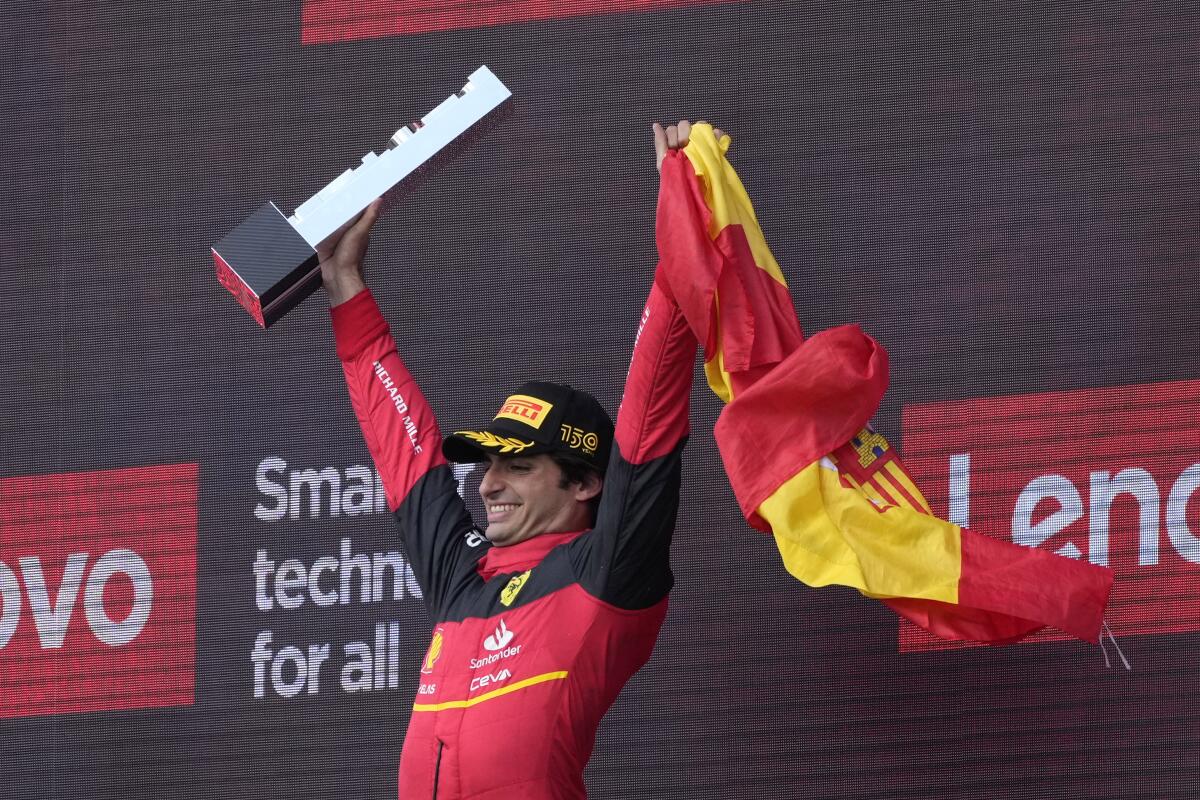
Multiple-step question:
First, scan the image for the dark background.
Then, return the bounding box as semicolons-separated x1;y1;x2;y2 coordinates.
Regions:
1;2;1198;798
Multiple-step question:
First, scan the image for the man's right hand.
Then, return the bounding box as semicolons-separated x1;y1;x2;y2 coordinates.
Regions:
318;197;383;306
652;120;726;172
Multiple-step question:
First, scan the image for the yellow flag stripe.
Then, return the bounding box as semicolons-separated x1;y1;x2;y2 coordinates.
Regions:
703;289;736;403
412;671;568;712
682;124;788;288
703;356;734;405
759;461;960;602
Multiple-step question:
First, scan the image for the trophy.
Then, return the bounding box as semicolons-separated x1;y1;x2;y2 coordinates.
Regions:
212;66;512;328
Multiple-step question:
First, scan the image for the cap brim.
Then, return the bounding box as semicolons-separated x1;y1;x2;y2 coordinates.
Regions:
441;429;549;463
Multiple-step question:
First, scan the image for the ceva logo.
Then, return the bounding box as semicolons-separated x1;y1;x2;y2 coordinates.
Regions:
901;379;1200;651
0;463;198;718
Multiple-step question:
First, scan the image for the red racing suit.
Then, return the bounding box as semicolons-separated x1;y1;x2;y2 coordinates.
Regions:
331;279;696;799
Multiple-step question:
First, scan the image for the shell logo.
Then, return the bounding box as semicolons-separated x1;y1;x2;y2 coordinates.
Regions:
421;628;444;674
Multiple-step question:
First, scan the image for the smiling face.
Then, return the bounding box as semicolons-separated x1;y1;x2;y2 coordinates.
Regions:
478;453;602;546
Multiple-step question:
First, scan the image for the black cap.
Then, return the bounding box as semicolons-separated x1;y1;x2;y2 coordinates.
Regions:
442;381;614;473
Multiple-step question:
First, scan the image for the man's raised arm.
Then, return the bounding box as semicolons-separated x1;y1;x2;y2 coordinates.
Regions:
319;201;482;617
569;121;710;609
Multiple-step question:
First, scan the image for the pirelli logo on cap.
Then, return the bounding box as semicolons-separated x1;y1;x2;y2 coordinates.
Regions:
495;395;553;429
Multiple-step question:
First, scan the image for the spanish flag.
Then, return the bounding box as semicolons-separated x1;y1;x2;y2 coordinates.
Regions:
656;124;1113;645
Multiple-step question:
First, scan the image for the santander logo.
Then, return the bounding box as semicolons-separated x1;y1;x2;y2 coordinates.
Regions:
902;379;1200;651
483;619;515;651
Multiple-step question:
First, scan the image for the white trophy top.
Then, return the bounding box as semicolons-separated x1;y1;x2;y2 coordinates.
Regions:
288;66;512;247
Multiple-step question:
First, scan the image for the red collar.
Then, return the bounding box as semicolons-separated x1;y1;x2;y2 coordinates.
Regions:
477;530;586;580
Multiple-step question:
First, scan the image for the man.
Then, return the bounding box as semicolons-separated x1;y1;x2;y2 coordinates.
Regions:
318;122;711;799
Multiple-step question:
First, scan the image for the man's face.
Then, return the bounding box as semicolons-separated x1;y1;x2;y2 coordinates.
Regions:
478;453;594;546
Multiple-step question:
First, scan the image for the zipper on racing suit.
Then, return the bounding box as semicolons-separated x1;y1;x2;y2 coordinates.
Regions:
432;739;444;799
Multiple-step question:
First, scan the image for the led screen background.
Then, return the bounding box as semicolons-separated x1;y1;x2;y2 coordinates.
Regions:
1;3;1197;798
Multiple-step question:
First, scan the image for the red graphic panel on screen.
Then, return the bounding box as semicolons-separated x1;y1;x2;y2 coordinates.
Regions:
901;380;1200;652
0;463;198;718
302;0;747;43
